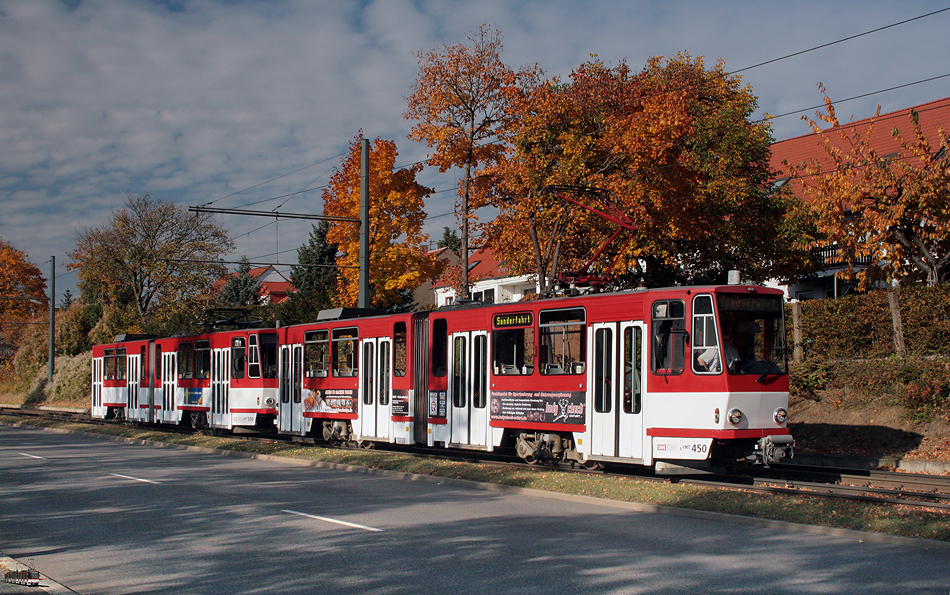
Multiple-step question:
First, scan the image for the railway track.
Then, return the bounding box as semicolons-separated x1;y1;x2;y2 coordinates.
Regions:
5;404;950;512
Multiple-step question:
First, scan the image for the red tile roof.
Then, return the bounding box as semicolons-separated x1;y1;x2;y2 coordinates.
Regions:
430;247;510;290
770;95;950;185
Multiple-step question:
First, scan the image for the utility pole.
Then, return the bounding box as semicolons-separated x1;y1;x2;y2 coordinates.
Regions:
358;137;370;309
48;256;55;385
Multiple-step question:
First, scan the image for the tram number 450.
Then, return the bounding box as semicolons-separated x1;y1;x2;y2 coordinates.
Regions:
654;438;712;460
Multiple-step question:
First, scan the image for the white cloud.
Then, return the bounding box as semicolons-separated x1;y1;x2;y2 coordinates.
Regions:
0;0;948;297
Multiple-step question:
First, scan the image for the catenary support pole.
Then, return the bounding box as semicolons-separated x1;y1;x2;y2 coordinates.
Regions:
358;137;370;309
48;256;54;385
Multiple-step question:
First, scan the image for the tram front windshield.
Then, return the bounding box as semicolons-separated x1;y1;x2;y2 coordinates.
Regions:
716;294;787;376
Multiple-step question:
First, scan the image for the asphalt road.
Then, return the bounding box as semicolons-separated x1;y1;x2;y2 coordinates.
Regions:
1;423;949;595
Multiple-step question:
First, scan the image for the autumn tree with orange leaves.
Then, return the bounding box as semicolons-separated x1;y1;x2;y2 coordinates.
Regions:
786;94;950;287
323;136;443;309
0;237;47;362
405;24;539;299
484;54;808;290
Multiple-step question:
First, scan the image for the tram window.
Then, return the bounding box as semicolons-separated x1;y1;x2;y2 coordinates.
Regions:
594;328;612;413
363;342;375;405
140;346;148;381
194;340;211;379
716;294;788;376
259;333;278;378
115;348;127;380
104;348;115;380
473;335;487;408
379;342;391;406
651;300;686;375
177;342;194;379
432;318;448;377
247;335;261;378
692;295;721;374
304;330;329;378
332;327;359;377
623;326;642;414
154;346;162;383
393;322;407;377
231;337;246;379
539;308;586;375
452;336;467;407
492;326;535;375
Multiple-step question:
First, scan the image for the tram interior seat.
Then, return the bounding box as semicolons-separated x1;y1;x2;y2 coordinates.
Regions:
571;362;586;374
545;364;564;374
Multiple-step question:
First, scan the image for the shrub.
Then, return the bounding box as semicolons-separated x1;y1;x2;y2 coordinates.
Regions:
47;351;92;406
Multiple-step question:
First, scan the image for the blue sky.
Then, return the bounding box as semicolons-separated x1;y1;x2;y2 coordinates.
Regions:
2;0;949;299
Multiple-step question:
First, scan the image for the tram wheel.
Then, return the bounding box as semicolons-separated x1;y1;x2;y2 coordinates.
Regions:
581;460;602;471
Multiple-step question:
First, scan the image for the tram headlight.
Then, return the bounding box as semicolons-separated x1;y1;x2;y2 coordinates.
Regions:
773;407;788;424
727;408;743;426
264;396;277;407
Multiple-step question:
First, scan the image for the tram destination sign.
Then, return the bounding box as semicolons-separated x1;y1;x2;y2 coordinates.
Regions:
718;294;783;312
493;312;533;328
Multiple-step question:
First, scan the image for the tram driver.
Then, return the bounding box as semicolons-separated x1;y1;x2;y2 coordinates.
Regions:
697;334;740;373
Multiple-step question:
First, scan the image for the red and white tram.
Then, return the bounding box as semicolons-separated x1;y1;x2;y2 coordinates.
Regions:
91;282;794;472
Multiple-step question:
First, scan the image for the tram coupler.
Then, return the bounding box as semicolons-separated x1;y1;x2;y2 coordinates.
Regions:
755;434;795;466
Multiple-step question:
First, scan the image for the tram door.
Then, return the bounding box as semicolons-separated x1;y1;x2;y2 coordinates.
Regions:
128;351;141;422
359;338;392;440
449;331;489;447
211;348;230;428
161;350;176;424
590;322;645;459
278;345;304;435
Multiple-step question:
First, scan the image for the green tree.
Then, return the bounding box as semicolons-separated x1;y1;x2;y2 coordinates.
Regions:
436;226;462;254
69;193;234;329
277;220;339;324
219;256;262;307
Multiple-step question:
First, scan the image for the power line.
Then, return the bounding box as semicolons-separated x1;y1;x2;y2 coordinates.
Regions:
761;72;950;122
730;7;950;75
201;152;345;207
